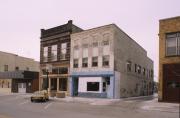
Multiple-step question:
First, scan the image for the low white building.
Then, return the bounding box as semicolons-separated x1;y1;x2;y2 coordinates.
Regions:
69;24;154;98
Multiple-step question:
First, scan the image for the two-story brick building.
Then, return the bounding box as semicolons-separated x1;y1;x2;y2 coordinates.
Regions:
69;24;154;98
159;16;180;103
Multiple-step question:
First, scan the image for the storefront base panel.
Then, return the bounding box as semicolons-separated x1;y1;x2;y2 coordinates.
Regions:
78;92;107;98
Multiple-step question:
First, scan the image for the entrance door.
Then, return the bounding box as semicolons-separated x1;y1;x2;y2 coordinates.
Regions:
73;78;78;96
163;64;180;103
18;83;26;93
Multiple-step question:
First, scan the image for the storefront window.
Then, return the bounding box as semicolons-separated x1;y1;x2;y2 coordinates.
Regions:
59;78;67;91
87;82;99;91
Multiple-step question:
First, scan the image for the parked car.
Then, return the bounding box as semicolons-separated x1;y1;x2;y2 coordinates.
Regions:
31;90;49;102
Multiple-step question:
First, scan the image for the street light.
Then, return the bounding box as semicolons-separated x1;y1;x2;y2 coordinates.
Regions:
44;70;49;90
44;64;52;91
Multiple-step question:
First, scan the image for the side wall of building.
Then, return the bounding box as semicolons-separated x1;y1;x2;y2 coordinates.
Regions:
113;26;154;98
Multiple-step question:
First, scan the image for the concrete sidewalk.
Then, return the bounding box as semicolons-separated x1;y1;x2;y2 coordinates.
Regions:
51;96;120;105
140;98;179;113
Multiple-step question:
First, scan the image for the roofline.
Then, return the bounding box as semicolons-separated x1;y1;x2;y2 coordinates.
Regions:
159;16;180;21
112;24;147;54
0;50;36;61
71;23;147;55
41;20;83;31
41;20;72;31
71;24;114;36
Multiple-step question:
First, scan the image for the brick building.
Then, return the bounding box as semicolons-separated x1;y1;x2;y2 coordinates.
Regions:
69;24;154;98
40;20;82;96
159;16;180;103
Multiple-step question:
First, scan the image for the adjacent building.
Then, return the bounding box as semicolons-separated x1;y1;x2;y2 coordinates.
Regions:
159;16;180;103
40;20;82;96
0;51;39;93
69;24;154;98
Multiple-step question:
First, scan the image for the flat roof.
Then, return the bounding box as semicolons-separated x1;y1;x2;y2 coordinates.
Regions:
0;51;38;62
159;16;180;21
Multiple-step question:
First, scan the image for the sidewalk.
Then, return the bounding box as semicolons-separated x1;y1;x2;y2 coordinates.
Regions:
51;96;120;105
52;94;158;105
140;98;179;113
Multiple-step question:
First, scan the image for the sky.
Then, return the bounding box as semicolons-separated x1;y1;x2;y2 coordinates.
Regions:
0;0;180;82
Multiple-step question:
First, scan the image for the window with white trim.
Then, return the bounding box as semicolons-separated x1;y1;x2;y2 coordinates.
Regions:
73;59;78;68
166;32;180;56
102;55;110;67
92;57;98;67
60;43;67;60
43;47;48;62
51;45;57;61
82;58;88;68
126;61;132;72
4;65;8;72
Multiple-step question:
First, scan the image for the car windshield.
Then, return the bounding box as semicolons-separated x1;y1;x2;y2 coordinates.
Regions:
34;91;44;95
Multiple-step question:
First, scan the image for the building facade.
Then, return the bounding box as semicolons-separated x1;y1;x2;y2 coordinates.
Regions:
0;51;39;93
40;20;82;96
159;16;180;103
69;24;154;98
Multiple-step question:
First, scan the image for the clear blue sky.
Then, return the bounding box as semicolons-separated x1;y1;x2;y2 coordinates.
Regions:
0;0;180;82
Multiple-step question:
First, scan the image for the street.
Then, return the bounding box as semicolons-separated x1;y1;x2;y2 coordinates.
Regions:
0;94;179;118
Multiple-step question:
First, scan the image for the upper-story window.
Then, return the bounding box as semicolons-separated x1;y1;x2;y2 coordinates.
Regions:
149;70;151;78
137;65;141;74
60;43;67;60
102;40;110;55
126;61;132;72
150;69;153;78
102;55;110;67
73;59;78;68
4;65;8;72
43;47;48;62
166;32;180;56
103;33;110;46
15;66;19;71
82;58;88;68
143;68;146;76
51;45;57;61
103;40;109;46
135;64;137;73
146;69;149;78
92;57;98;67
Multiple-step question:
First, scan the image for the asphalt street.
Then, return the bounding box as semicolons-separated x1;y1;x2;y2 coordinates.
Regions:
0;94;179;118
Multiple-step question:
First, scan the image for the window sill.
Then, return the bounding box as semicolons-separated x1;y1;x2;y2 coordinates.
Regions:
102;66;110;68
165;55;180;58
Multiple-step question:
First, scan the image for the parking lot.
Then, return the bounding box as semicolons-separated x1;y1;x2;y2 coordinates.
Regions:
0;93;179;118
